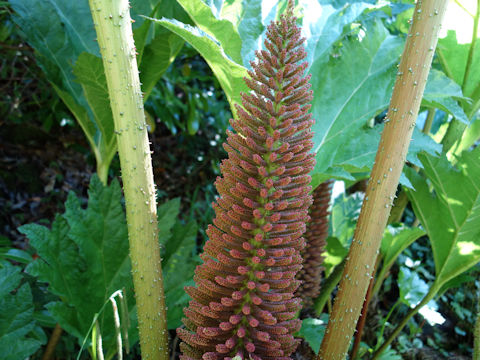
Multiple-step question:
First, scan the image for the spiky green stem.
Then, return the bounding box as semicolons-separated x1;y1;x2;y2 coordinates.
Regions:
316;1;447;358
88;1;168;359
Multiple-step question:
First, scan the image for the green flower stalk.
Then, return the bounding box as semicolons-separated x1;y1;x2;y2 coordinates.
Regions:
177;2;316;359
88;1;168;359
317;0;448;358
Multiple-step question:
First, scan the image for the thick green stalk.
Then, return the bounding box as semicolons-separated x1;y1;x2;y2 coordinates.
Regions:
441;119;468;153
317;1;447;358
88;1;168;359
350;256;380;360
97;158;111;185
387;108;435;224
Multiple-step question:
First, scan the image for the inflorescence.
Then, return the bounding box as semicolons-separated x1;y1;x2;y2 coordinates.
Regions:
296;180;332;307
178;2;315;359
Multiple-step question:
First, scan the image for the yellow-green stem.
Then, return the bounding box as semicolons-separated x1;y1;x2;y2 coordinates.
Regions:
387;107;435;224
316;1;447;358
96;158;111;186
88;1;169;359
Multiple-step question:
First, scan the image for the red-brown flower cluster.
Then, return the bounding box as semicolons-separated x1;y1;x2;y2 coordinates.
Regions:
296;180;332;307
178;2;315;359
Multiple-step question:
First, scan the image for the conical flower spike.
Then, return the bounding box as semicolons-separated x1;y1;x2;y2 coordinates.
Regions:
296;180;332;307
177;2;315;359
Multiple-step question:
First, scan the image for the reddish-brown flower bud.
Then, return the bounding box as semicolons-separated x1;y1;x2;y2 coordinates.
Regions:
178;1;315;359
295;181;333;307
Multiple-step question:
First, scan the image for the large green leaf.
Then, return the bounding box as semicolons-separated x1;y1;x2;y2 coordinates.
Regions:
452;115;480;157
218;0;267;66
0;263;45;360
311;20;403;176
10;0;183;177
140;29;185;99
211;0;372;68
156;198;199;329
423;69;469;124
438;30;480;116
153;18;249;115
164;221;199;329
10;0;99;143
323;192;363;275
176;0;243;64
380;226;425;280
157;5;441;184
73;53;117;165
302;1;373;70
297;314;329;354
19;176;137;353
406;147;480;287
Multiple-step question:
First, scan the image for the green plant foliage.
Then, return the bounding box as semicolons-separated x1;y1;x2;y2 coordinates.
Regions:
72;52;116;166
19;176;136;354
163;221;198;329
452;115;480;157
153;18;249;116
310;20;444;183
9;0;114;178
157;198;199;329
145;45;231;136
323;237;349;277
438;30;480;116
423;69;469;124
0;262;45;360
380;226;426;279
158;197;182;242
136;0;190;99
331;191;362;245
406;146;480;289
398;267;429;307
297;314;329;354
175;0;244;64
9;0;185;180
139;32;184;100
323;192;362;275
155;3;441;185
374;347;403;360
18;177;199;353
